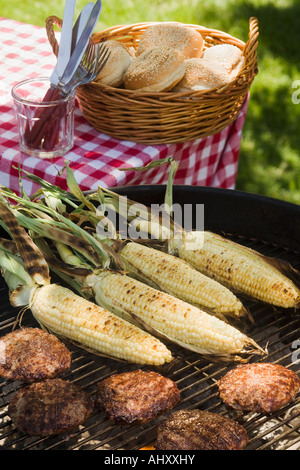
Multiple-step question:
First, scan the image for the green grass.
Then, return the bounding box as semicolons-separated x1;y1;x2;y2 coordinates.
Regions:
1;0;300;204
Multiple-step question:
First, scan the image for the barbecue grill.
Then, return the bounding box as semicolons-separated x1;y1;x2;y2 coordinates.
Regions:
0;185;300;451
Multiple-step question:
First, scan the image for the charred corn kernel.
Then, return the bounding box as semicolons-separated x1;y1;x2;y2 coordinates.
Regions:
87;272;263;359
170;231;300;308
29;283;173;366
119;242;247;318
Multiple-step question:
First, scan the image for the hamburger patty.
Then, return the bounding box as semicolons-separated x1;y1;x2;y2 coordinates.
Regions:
96;369;180;424
218;362;300;413
0;327;71;382
155;409;248;450
8;378;94;436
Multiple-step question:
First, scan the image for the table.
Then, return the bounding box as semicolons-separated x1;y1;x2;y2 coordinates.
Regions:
0;17;249;197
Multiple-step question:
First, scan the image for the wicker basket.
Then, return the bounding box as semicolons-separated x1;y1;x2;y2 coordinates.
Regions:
46;17;259;144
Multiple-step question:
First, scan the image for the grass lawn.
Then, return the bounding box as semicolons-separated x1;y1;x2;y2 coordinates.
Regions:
1;0;299;204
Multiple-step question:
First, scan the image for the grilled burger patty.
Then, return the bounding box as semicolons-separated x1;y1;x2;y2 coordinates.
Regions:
218;362;300;413
8;378;94;436
155;409;248;450
0;327;71;382
96;369;180;424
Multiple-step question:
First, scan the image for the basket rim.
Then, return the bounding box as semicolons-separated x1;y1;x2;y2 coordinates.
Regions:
81;79;249;99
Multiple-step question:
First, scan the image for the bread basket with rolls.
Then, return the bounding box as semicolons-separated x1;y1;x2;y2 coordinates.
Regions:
46;17;259;144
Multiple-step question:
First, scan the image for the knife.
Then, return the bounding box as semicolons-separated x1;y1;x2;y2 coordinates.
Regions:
58;0;102;88
50;0;76;86
71;2;94;53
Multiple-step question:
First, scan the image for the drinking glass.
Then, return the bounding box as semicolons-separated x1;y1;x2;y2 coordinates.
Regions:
11;77;75;159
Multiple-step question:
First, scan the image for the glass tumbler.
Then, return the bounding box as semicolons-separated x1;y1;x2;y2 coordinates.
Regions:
11;77;75;159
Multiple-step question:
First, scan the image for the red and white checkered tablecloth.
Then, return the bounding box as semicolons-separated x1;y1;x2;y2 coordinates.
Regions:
0;17;249;197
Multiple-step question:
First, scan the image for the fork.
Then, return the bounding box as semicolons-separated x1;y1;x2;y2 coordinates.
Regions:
25;42;110;151
58;41;110;95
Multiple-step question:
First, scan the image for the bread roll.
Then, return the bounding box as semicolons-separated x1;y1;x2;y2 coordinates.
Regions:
136;23;204;59
94;40;133;87
173;57;232;92
124;46;186;92
203;44;245;77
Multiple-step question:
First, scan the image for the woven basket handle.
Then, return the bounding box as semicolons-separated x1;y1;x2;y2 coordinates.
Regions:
245;16;259;53
46;16;63;57
244;17;259;72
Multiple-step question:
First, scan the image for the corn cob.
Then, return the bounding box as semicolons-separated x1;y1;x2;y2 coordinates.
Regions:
170;231;300;309
86;271;264;361
118;241;248;319
11;283;172;366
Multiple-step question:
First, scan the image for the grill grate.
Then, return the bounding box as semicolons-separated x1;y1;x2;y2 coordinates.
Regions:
0;233;300;451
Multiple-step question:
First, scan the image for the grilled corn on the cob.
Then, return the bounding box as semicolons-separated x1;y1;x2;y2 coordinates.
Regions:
9;283;173;366
86;271;263;360
170;231;300;309
118;241;248;319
